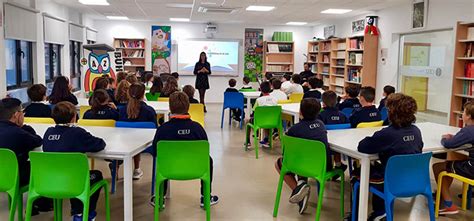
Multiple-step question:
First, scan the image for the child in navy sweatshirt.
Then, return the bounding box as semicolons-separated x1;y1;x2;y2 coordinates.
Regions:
302;77;322;100
275;98;331;214
433;100;474;215
43;101;105;221
151;92;219;208
349;86;381;128
319;90;348;125
24;84;51;118
83;89;119;120
338;84;361;111
378;85;395;112
350;93;423;220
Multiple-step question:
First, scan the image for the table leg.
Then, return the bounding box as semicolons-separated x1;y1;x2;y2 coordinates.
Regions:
164;112;170;122
246;98;251;119
358;157;370;221
293;113;300;124
123;156;133;221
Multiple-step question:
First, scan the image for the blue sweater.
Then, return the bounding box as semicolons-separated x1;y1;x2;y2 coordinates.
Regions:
349;105;381;128
303;90;322;100
319;107;349;125
118;101;157;126
43;125;105;153
378;97;387;111
358;124;424;168
441;125;474;158
24;103;52;118
338;98;361;110
83;105;119;120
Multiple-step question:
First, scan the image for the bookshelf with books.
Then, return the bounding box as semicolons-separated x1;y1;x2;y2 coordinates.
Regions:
344;34;378;89
264;41;295;74
449;22;474;127
329;38;347;92
307;41;319;75
318;40;332;88
114;38;146;72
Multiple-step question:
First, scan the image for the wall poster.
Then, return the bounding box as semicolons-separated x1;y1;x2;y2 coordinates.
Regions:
151;26;171;74
244;28;264;82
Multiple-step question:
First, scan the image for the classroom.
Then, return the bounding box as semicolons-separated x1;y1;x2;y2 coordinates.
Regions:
1;0;474;220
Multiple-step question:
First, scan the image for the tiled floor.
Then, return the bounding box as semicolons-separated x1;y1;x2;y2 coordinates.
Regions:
1;104;473;220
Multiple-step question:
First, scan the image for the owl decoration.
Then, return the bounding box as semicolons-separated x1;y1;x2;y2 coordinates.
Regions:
84;52;116;92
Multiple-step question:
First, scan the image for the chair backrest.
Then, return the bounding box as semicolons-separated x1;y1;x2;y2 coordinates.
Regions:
380;107;388;121
289;93;304;103
79;105;91;119
239;88;256;92
156;141;210;180
281;135;327;178
277;100;292;104
223;92;244;109
357;120;384;128
0;149;19;194
384;152;432;197
78;119;116;127
254;106;282;129
341;108;353;118
158;97;169;102
146;92;160;101
189;104;205;127
29;152;90;198
115;121;156;129
326;123;352;130
24;117;55;124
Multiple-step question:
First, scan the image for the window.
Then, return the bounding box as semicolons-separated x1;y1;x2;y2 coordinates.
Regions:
5;39;33;90
70;40;81;91
45;43;61;83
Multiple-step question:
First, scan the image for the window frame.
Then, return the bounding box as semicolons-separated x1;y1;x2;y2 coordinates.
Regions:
6;40;33;91
45;43;62;83
69;40;82;91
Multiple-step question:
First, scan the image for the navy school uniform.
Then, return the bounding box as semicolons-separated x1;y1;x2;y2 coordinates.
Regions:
83;105;119;120
189;97;200;104
441;125;474;179
338;98;361;111
50;93;78;105
24;102;52;118
118;101;157;126
225;88;239;93
318;107;349;125
349;105;381;128
303;90;322;100
378;97;387;112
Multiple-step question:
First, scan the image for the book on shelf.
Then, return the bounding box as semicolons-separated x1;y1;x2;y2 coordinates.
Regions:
323;55;330;63
335;77;345;85
336;69;344;75
336;51;345;58
348;68;362;83
337;43;346;50
309;55;317;62
465;63;474;78
458;117;464;128
322;66;329;73
335;87;343;94
268;44;280;53
465;43;473;57
462;81;474;96
321;43;330;51
278;44;293;52
266;65;291;72
311;44;319;52
115;39;144;48
122;50;144;58
349;38;364;50
336;60;345;66
349;52;363;65
311;65;318;73
468;27;474;40
323;76;330;86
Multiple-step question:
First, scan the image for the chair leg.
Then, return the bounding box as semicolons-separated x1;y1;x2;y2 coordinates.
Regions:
348;157;353;177
315;180;326;221
240;108;244;129
435;173;445;217
111;160;117;194
244;125;250;149
154;180;163;221
467;185;472;210
203;177;211;221
8;193;17;221
352;182;359;221
82;199;90;221
17;192;23;221
56;199;63;221
101;182;111;221
220;108;225;128
151;156;157;196
384;197;394;221
253;129;259;159
229;109;232;125
462;182;469;210
424;191;436;221
273;170;286;217
339;172;345;218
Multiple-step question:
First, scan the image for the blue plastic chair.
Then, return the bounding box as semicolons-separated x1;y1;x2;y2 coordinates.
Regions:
114;121;157;195
341;108;353;118
380;107;388;121
351;152;435;221
221;92;245;129
326;123;351;130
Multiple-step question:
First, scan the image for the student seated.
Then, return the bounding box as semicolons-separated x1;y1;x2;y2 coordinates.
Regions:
183;85;199;104
171;72;180;83
49;76;78;105
24;84;51;118
299;63;314;83
350;93;423;220
433;100;474;215
303;77;322;100
84;89;119;120
119;83;157;180
115;80;130;107
241;76;253;90
319;90;349;125
43;101;106;221
286;74;304;95
270;79;288;101
90;76;116;105
349;86;381;128
151;92;219;207
378;85;395;111
274;98;332;214
161;77;179;97
338;84;361;111
149;76;163;96
280;74;292;94
264;72;273;82
126;74;139;84
225;79;242;121
144;72;154;88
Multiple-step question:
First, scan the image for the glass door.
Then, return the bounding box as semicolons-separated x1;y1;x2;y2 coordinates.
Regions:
398;30;454;124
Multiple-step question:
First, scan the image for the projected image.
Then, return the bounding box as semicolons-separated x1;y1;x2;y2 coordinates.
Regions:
178;40;239;76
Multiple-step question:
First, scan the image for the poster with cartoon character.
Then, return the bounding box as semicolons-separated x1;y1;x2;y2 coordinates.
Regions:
244;29;263;82
151;26;171;74
82;44;117;93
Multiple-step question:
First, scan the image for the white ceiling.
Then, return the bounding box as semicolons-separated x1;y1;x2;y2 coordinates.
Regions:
53;0;409;26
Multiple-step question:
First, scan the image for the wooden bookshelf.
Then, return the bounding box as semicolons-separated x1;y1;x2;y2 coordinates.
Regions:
114;38;146;72
318;40;332;90
264;41;294;75
449;22;474;127
329;38;347;94
345;34;378;89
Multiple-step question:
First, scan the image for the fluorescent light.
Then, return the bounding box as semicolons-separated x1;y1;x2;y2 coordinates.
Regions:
170;18;190;22
79;0;109;5
246;5;275;11
321;9;352;14
166;3;193;8
286;22;307;26
106;16;129;20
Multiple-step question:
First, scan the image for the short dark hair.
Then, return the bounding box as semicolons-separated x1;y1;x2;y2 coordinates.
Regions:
283;74;291;81
243;76;250;84
291;74;302;84
322;91;338;108
0;98;22;121
182;85;195;98
345;84;360;98
260;81;272;94
171;72;179;79
51;101;76;124
27;84;47;102
228;79;237;87
272;79;282;90
300;98;320;120
360;86;376;103
265;72;273;81
308;77;321;89
383;85;396;95
169;92;190;115
94;76;109;91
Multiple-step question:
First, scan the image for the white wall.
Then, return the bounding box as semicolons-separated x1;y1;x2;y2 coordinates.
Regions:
94;20;313;103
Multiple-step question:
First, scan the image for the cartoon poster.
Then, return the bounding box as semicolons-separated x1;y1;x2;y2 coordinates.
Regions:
151;26;171;74
244;29;264;82
82;44;117;93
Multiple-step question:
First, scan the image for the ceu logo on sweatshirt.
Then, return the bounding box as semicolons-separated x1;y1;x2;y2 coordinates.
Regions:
369;112;378;117
403;135;415;142
48;135;61;141
178;129;191;135
309;123;321;129
98;111;106;115
331;116;340;121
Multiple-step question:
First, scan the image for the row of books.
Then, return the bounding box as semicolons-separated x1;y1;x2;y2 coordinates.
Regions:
465;43;474;58
122;50;144;58
465;63;474;78
323;76;330;86
348;53;363;65
348;68;362;83
334;77;345;86
336;51;345;58
308;55;317;63
462;81;474;96
335;69;344;75
468;27;474;40
349;38;364;50
311;65;318;73
322;66;329;74
267;44;293;53
266;65;291;72
310;44;319;52
320;43;330;51
336;60;345;66
115;40;144;48
322;55;330;63
337;42;346;50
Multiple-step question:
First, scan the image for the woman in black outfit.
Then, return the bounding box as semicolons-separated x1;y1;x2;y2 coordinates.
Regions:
48;76;78;105
193;52;211;112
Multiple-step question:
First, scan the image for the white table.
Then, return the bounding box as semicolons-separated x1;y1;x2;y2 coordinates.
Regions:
280;103;300;123
327;122;463;221
30;123;156;221
241;91;261;116
77;98;170;122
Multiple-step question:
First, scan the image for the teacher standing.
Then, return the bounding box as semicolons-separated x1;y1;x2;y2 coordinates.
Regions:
194;52;211;112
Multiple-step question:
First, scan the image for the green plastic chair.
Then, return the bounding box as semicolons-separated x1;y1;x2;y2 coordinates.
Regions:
25;152;110;221
239;88;256;92
273;135;345;221
244;106;283;159
154;140;211;221
146;92;161;101
0;148;28;221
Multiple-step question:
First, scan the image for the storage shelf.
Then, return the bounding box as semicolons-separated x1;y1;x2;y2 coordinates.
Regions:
333;66;345;69
266;62;293;65
347;64;363;67
453;110;463;115
332;49;346;51
454;94;474;99
308;51;319;54
334;75;345;78
457;57;474;60
456;77;474;81
459;39;474;43
320;73;330;76
267;41;293;44
345;81;362;85
332;57;345;60
266;52;294;55
347;49;364;52
330;83;345;87
320;51;331;53
320;62;330;64
307;61;317;64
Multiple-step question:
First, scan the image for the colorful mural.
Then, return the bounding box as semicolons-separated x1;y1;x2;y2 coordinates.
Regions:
151;26;171;74
244;29;264;82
